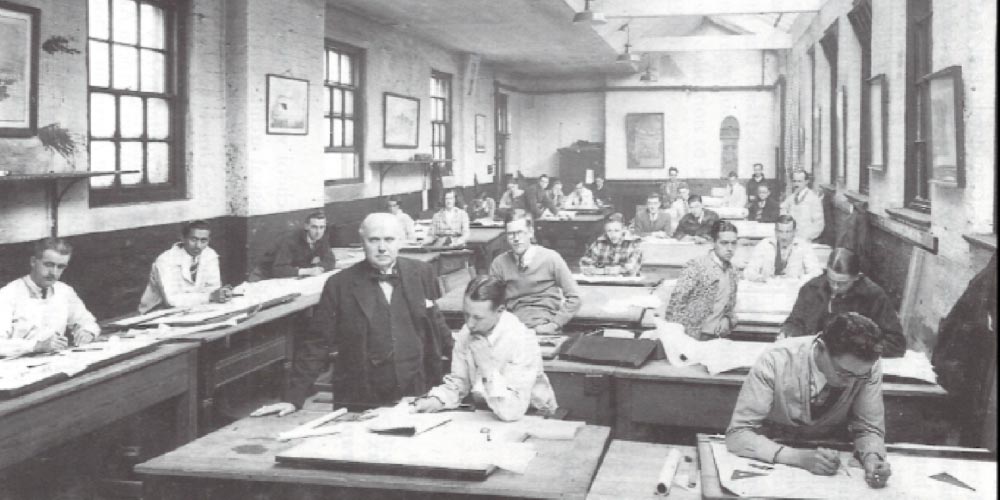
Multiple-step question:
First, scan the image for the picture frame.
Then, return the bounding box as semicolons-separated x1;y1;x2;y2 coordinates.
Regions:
625;112;664;169
266;74;309;135
923;65;965;187
0;1;40;137
474;113;487;152
866;74;888;172
383;92;420;148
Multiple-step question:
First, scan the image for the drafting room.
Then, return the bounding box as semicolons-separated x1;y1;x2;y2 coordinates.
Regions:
0;0;996;498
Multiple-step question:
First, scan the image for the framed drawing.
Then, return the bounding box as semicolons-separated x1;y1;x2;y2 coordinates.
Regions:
924;66;965;187
867;74;888;171
625;113;664;169
474;113;486;152
0;1;40;137
383;92;419;148
266;74;309;135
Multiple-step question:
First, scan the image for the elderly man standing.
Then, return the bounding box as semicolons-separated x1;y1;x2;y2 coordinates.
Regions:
253;213;453;415
782;170;825;242
743;215;823;282
0;237;100;357
490;215;581;334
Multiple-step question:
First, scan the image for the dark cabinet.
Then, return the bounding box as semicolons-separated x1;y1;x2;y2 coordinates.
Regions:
558;142;604;188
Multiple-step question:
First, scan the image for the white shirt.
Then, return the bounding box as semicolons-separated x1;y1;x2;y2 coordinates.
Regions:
138;244;222;313
565;188;595;208
743;237;823;282
0;276;99;357
429;310;557;421
724;182;748;208
781;188;825;242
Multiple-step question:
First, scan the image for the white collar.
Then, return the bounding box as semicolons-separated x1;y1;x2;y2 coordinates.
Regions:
809;339;828;394
21;275;53;299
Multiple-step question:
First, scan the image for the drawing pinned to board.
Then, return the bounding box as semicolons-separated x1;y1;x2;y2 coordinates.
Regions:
266;74;309;135
384;92;420;148
625;113;664;169
0;1;40;137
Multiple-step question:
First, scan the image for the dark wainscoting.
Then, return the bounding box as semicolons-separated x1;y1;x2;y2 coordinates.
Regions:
865;220;913;311
604;178;733;221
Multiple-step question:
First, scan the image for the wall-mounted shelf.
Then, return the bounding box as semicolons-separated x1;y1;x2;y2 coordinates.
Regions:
0;171;139;236
370;159;453;197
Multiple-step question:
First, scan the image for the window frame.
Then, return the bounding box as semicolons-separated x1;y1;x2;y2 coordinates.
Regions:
904;0;933;213
849;0;873;194
430;70;452;161
87;0;187;206
323;39;365;185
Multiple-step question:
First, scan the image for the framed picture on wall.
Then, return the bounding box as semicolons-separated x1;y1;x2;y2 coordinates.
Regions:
383;92;420;148
266;74;309;135
474;113;487;152
923;65;965;187
625;113;664;169
867;74;888;171
0;1;40;137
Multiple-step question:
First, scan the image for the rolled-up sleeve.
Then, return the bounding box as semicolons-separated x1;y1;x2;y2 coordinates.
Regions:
726;352;783;462
849;361;888;457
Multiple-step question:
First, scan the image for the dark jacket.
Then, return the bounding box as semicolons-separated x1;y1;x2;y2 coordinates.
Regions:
249;230;335;281
782;275;906;357
932;252;997;446
747;175;774;203
672;209;720;239
524;183;558;219
286;257;453;408
747;198;781;223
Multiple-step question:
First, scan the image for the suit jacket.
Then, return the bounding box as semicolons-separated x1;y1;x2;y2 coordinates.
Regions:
287;257;453;408
631;209;671;236
249;230;335;281
524;183;557;219
747;198;780;223
747;176;774;203
672;209;720;239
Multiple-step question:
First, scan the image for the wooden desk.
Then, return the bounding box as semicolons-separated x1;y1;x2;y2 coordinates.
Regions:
612;360;949;443
641;240;832;282
467;226;508;272
587;441;701;500
545;359;619;426
534;214;606;262
136;411;611;500
0;343;198;470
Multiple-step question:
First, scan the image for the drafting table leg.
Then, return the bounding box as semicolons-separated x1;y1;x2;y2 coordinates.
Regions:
173;347;199;445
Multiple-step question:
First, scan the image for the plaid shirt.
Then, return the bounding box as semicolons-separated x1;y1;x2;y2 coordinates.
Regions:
579;236;643;275
427;207;470;240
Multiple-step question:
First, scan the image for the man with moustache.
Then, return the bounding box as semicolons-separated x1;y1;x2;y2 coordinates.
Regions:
252;213;453;415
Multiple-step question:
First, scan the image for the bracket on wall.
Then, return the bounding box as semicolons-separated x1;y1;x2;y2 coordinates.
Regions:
0;171;137;236
370;159;454;198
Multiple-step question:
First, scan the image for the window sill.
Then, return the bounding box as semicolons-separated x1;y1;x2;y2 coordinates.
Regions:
324;178;363;186
884;207;932;231
870;207;937;253
963;233;997;252
843;190;869;210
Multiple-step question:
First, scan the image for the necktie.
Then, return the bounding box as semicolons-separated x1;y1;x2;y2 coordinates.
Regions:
190;259;199;282
41;287;49;299
517;255;527;271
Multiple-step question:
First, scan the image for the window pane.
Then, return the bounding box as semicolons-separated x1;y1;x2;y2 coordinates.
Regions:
90;93;117;138
332;119;343;147
147;98;169;139
332;88;342;114
112;44;139;90
89;41;110;87
112;0;138;44
120;142;143;184
139;2;165;49
323;87;331;115
326;51;337;81
140;49;165;92
90;140;116;188
89;0;110;40
340;54;352;84
322;118;331;147
120;96;143;138
147;142;169;183
343;90;353;117
344;119;354;147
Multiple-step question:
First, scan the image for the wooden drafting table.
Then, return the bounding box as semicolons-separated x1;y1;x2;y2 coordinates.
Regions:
467;226;509;272
135;410;611;500
587;440;701;500
641;240;833;278
0;343;198;470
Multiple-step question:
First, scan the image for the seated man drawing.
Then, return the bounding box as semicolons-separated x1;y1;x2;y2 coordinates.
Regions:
743;215;822;282
386;196;417;241
579;213;642;277
248;211;335;281
672;194;721;243
0;237;99;357
726;312;891;489
425;189;471;247
138;220;232;313
412;275;558;421
489;214;581;334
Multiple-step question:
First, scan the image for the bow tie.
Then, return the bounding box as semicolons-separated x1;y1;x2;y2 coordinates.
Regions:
371;271;400;284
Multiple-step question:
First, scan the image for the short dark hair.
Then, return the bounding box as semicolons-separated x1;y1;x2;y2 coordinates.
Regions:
757;183;771;192
753;163;763;169
792;169;809;181
820;312;884;361
385;196;401;208
182;220;211;238
538;174;549;182
33;237;72;258
775;215;797;229
604;213;624;225
687;194;703;205
646;192;662;202
464;275;506;309
710;220;739;240
827;248;860;275
503;211;534;230
305;211;326;223
728;171;738;178
668;167;679;174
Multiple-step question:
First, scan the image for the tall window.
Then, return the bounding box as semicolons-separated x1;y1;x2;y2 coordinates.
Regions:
88;0;184;205
849;0;873;194
906;0;933;212
430;71;452;160
324;41;363;183
819;23;839;186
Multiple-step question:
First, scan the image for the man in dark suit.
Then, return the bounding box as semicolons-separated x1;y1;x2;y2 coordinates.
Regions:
672;195;720;243
746;163;774;204
747;184;780;223
524;174;559;219
630;192;671;237
247;211;336;281
251;213;453;415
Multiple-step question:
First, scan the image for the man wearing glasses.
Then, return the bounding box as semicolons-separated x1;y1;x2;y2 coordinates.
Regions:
780;248;905;357
727;312;892;489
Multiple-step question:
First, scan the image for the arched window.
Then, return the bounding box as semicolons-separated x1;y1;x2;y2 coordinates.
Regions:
720;116;740;177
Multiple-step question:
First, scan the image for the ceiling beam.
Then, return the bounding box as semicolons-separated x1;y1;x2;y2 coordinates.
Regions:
602;0;821;18
633;34;793;52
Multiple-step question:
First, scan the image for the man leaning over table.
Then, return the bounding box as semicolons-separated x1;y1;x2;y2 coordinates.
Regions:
252;213;453;417
412;275;558;421
138;220;232;313
580;213;642;277
248;211;335;281
489;215;581;335
0;237;99;357
743;215;822;282
727;312;891;489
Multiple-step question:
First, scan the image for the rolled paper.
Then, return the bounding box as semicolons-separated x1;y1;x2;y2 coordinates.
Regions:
655;448;683;495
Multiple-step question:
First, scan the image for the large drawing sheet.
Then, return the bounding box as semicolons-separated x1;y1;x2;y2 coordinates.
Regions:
710;441;996;499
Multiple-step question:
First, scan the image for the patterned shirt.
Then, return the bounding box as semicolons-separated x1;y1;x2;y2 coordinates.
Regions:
427;207;470;244
579;235;643;276
657;251;739;339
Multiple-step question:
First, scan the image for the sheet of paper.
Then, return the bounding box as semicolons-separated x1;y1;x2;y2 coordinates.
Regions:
572;274;645;283
881;350;938;384
645;320;701;367
0;336;158;390
697;339;770;375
